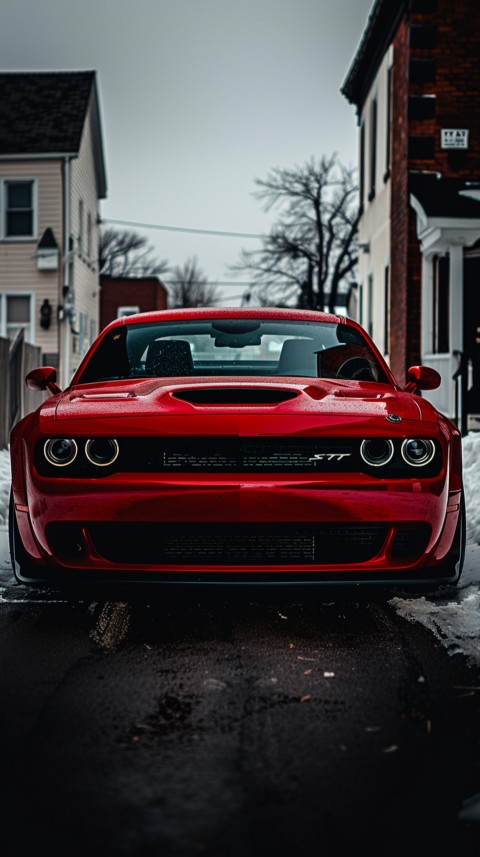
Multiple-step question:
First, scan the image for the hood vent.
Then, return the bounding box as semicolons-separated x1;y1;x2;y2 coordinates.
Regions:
171;387;299;405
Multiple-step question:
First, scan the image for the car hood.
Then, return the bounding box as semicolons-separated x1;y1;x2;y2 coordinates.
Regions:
44;377;438;427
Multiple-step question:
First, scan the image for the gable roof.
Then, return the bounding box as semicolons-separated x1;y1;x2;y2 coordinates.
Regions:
0;70;107;198
341;0;405;109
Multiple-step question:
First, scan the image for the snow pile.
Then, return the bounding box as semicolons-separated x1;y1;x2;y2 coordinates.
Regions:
462;432;480;544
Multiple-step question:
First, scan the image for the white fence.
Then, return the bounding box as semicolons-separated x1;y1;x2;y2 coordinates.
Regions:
0;330;45;449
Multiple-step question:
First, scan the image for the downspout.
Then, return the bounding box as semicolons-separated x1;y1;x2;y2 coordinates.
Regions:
63;156;72;387
449;244;466;434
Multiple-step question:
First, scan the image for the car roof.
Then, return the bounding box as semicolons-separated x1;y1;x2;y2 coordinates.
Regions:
105;307;347;331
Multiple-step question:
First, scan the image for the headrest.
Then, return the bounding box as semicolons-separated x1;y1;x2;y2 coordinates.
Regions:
145;339;194;376
277;339;318;377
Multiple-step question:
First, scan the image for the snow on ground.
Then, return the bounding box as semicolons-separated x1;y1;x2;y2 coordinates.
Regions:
389;432;480;667
0;433;480;664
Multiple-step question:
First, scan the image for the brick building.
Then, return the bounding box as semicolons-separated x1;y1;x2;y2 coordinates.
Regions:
100;275;168;331
342;0;480;427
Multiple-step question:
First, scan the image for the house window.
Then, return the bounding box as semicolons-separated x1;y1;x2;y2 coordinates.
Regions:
117;306;140;318
78;199;84;254
409;58;436;84
409;0;437;10
384;265;390;355
385;68;392;179
79;311;86;356
359;122;365;211
367;273;374;338
409;24;437;49
368;99;377;201
86;211;92;259
408;95;436;120
0;293;34;342
432;255;449;353
408;136;435;159
2;179;36;238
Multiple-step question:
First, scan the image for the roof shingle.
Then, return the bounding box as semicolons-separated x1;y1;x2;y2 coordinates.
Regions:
0;70;95;155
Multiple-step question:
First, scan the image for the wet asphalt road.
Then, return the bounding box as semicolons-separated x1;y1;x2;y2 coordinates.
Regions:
1;533;480;856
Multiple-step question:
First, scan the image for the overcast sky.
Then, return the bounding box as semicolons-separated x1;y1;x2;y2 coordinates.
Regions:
0;0;374;302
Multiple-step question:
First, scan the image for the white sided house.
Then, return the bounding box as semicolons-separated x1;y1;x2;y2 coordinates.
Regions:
0;71;107;387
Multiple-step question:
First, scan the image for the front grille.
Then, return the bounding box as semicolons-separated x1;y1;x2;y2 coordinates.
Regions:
123;437;357;473
84;522;389;565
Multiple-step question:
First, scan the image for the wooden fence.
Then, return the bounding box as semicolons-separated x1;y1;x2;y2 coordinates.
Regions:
0;330;46;449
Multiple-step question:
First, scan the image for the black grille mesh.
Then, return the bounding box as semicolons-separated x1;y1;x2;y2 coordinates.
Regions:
86;522;388;565
123;438;357;473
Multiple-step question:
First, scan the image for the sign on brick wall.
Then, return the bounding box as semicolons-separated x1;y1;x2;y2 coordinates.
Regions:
441;129;469;149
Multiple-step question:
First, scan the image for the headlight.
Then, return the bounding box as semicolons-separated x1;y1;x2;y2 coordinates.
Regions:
401;438;435;466
85;438;120;467
360;438;394;467
44;438;78;466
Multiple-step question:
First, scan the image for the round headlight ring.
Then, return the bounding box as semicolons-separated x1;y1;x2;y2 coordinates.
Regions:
401;438;435;467
360;438;394;467
85;438;120;467
44;438;78;467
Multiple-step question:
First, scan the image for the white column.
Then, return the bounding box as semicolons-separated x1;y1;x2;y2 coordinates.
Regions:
449;244;463;354
421;254;432;362
449;244;464;423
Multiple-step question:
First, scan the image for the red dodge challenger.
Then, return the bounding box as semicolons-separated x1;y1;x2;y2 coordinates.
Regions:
9;307;465;588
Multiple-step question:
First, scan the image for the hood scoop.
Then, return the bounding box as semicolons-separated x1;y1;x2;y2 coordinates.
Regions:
171;387;299;405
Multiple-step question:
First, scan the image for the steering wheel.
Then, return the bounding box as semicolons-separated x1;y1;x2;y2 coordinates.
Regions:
336;357;377;381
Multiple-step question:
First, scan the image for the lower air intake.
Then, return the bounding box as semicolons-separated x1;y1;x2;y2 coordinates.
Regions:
85;523;388;565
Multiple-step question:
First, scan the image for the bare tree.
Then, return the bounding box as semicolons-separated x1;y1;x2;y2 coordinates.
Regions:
99;228;169;277
167;257;223;307
232;155;359;311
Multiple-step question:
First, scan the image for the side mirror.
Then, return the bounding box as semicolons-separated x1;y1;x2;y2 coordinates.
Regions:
403;365;441;393
26;366;62;395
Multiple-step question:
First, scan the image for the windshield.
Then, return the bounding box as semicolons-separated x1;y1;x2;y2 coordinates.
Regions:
75;319;389;384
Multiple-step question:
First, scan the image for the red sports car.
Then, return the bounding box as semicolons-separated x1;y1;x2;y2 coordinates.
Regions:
9;307;465;588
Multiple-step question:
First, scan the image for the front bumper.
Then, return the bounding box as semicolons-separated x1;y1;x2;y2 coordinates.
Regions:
14;468;461;585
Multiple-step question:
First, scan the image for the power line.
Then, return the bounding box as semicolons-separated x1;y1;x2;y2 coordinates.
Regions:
101;217;263;239
169;281;254;286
